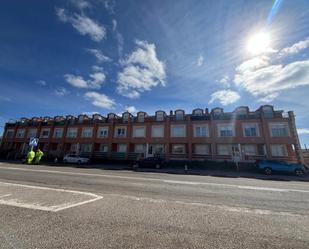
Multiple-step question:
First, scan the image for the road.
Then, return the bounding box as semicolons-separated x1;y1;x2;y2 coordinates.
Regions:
0;162;309;249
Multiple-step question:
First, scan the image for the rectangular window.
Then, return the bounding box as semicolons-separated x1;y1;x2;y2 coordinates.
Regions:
16;129;25;138
67;128;78;138
135;144;145;153
242;144;257;155
133;126;145;137
99;144;108;152
53;128;63;138
271;144;287;156
117;144;127;152
171;125;186;137
27;129;37;138
5;129;14;138
81;127;93;138
137;113;145;122
194;125;209;137
217;144;232;155
194;144;209;155
40;129;50;138
172;144;186;154
218;124;234;137
80;144;92;153
114;127;127;138
270;123;289;137
148;144;165;155
243;123;259;137
151;125;164;137
156;112;164;121
97;127;108;138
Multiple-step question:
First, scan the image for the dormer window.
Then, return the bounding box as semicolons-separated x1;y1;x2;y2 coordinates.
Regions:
78;115;84;123
193;109;203;116
236;107;248;116
262;106;273;118
123;113;130;122
93;114;103;121
212;108;223;116
137;112;145;122
156;111;164;121
175;110;184;121
108;113;115;119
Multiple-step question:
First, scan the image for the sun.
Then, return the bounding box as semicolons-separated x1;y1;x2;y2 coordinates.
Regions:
247;32;271;55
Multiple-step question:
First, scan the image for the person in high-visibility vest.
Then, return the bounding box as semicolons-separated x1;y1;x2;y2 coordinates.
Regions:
27;149;35;164
34;149;44;164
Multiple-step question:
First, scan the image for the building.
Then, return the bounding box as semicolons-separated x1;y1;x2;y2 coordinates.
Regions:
0;105;304;163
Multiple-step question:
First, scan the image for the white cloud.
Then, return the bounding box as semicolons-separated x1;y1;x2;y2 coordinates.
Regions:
64;67;106;89
125;105;137;113
112;19;117;32
209;90;240;106
70;0;91;9
196;55;204;67
117;40;166;99
55;87;69;97
55;8;106;42
218;75;230;88
297;128;309;135
104;0;116;14
279;37;309;57
84;91;116;109
37;80;47;86
257;93;279;103
86;48;112;63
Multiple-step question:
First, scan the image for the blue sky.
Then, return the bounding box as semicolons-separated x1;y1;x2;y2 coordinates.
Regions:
1;0;309;146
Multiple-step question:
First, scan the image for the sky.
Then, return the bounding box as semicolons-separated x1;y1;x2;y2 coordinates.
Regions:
1;0;309;146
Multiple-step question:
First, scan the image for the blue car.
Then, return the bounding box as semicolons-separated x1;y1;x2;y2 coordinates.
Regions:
256;160;308;176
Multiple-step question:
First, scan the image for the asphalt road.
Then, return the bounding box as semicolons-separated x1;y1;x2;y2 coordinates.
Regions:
0;162;309;249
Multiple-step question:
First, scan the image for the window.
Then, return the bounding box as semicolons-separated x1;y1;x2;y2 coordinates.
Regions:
193;109;203;116
217;144;232;155
271;144;287;156
175;110;184;121
242;144;257;155
133;126;145;137
152;125;164;137
27;129;37;138
194;125;209;137
16;129;25;138
263;106;273;118
81;127;93;138
99;144;108;152
218;124;234;137
172;144;186;154
137;113;145;122
67;128;78;138
148;144;165;155
5;129;14;138
123;113;129;122
117;144;127;152
236;107;247;115
40;129;50;138
80;144;92;153
243;123;259;137
171;125;186;137
53;128;63;138
156;111;164;121
135;144;145;153
194;144;209;155
114;127;127;138
270;123;289;137
70;144;78;152
97;127;108;138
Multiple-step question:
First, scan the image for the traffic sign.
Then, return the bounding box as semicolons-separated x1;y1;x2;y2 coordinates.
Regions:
29;137;39;147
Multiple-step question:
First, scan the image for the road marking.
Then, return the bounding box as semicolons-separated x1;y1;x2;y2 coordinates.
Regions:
0;166;309;193
0;181;102;212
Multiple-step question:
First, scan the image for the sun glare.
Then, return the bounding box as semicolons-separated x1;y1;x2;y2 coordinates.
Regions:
247;32;271;55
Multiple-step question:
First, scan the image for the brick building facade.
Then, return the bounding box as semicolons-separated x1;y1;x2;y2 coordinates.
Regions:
0;105;304;163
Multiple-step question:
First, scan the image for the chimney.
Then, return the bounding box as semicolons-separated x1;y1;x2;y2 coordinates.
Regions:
205;108;209;114
170;110;173;116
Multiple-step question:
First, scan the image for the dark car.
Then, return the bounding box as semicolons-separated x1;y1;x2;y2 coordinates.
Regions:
133;157;165;169
256;160;308;176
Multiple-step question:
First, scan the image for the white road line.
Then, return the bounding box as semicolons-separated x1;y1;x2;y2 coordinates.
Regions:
0;166;309;193
0;181;103;212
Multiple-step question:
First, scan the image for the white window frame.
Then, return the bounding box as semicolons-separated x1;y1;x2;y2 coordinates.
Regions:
16;129;25;138
175;110;184;121
117;144;127;153
97;127;109;138
133;126;145;138
40;128;50;139
193;109;203;116
156;112;164;121
194;144;209;155
151;125;164;138
171;125;186;137
81;127;93;138
66;128;78;138
242;144;257;156
217;124;235;137
193;124;209;137
269;123;289;137
99;144;108;152
80;143;92;153
114;127;127;138
217;144;233;155
243;123;259;137
271;144;288;157
137;113;145;122
27;128;37;138
172;144;186;154
134;144;145;153
53;128;64;138
5;129;15;138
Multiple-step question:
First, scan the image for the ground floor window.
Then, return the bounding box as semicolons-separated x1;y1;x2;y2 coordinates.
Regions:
172;144;186;154
117;144;127;153
80;144;92;153
135;144;145;153
242;144;257;155
194;144;210;155
271;144;287;157
148;144;165;155
217;144;232;155
99;144;108;152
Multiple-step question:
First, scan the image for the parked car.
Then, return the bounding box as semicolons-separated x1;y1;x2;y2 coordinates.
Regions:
133;157;165;169
63;154;90;165
256;160;308;176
